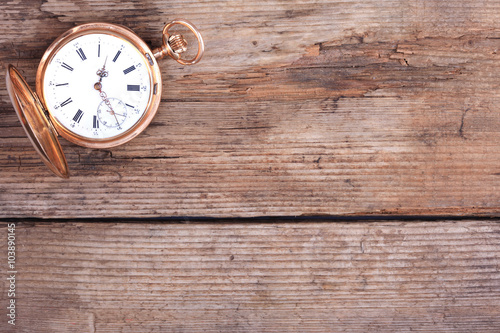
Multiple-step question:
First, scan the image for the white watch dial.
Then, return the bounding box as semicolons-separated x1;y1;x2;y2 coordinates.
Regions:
42;33;152;140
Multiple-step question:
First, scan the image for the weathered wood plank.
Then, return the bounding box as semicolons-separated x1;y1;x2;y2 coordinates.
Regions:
1;1;500;218
1;219;499;332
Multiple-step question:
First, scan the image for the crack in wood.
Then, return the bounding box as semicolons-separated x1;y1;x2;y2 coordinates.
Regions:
458;108;469;140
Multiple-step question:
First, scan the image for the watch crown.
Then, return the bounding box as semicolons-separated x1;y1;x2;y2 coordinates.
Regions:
168;33;188;54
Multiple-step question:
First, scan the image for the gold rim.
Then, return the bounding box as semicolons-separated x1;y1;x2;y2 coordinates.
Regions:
36;23;162;149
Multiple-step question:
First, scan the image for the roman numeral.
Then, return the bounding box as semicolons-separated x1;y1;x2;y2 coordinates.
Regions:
72;109;84;123
98;43;101;57
76;48;86;61
55;83;68;87
61;62;73;71
123;65;136;75
112;50;121;62
60;97;72;107
93;115;99;128
127;85;140;92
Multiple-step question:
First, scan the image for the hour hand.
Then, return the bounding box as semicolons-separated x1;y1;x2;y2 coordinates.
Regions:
96;56;108;80
96;68;108;81
96;69;108;78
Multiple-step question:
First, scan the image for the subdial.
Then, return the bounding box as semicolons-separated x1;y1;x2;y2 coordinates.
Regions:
97;98;128;128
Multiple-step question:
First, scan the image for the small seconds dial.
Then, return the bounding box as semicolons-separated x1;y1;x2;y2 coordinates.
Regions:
43;33;152;139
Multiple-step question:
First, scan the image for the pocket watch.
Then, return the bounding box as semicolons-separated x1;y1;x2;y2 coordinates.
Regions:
6;20;204;178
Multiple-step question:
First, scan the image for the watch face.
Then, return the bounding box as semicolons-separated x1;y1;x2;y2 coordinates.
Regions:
41;32;154;142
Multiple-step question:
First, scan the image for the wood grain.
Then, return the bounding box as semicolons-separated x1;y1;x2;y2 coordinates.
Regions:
1;219;499;332
2;0;500;218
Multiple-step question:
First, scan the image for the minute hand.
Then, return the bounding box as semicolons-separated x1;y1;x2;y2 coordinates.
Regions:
97;88;121;127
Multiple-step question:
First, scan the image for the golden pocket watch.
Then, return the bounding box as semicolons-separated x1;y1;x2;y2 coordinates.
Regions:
6;20;204;178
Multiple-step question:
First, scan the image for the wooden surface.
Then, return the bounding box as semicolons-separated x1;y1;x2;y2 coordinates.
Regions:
1;1;500;332
0;219;499;332
1;0;500;218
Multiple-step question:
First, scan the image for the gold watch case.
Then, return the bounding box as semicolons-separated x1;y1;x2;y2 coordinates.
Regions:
6;20;204;178
36;22;163;149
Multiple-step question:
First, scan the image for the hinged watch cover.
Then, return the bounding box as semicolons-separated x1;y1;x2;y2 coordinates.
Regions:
6;65;69;178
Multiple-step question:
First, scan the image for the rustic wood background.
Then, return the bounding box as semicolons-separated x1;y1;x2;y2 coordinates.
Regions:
0;219;499;332
1;0;500;332
2;0;500;218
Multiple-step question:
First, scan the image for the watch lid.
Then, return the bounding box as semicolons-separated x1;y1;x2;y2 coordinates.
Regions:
6;65;69;178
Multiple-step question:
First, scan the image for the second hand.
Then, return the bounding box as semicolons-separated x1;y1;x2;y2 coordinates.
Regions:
94;83;121;127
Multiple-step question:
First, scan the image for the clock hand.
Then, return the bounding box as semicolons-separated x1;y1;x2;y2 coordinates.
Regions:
93;71;121;127
109;112;126;117
96;56;109;82
96;87;121;127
